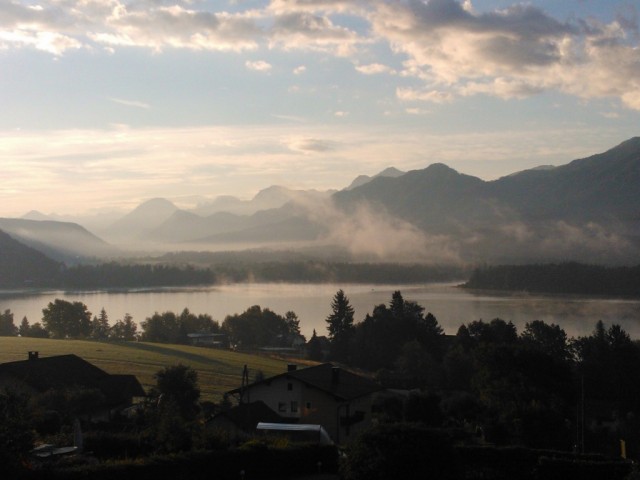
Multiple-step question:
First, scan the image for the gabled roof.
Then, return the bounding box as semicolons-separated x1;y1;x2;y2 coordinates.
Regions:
229;363;382;402
210;401;284;431
0;354;145;405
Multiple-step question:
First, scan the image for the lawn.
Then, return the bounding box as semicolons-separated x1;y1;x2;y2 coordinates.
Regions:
0;337;302;402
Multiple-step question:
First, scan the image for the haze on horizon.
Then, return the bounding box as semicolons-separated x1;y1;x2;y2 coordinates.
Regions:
1;0;639;218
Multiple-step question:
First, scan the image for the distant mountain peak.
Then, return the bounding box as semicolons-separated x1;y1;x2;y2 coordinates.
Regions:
346;166;405;190
22;210;50;221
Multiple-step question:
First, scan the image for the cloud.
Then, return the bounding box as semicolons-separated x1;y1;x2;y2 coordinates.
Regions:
2;1;638;109
371;0;640;108
310;200;462;263
110;97;151;109
268;10;361;55
397;87;454;103
245;59;272;71
287;137;334;152
355;63;394;75
293;65;307;74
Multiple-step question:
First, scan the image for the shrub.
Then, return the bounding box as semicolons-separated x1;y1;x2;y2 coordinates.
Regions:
341;423;458;480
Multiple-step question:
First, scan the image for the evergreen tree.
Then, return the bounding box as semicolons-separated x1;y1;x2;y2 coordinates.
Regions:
18;316;29;337
91;307;110;340
307;329;324;361
326;289;355;362
0;309;17;336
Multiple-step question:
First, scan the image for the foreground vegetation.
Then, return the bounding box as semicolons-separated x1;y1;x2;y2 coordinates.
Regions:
0;337;289;401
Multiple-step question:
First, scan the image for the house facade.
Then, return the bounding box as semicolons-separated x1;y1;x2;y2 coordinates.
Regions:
229;363;381;444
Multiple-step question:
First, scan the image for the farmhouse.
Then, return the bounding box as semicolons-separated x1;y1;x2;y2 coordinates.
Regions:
0;351;145;420
228;363;381;444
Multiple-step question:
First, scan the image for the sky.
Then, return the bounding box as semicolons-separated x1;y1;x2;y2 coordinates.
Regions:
1;0;639;217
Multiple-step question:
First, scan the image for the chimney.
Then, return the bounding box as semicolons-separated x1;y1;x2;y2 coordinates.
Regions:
28;351;39;360
332;367;340;384
287;364;297;372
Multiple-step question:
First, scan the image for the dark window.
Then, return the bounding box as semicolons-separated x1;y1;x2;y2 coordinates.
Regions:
291;401;298;413
287;382;293;391
278;402;286;412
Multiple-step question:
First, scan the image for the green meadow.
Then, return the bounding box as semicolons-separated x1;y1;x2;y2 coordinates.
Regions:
0;337;299;402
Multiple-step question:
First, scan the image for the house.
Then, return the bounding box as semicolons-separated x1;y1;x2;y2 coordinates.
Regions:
187;332;227;347
228;363;382;444
0;351;145;420
207;400;285;442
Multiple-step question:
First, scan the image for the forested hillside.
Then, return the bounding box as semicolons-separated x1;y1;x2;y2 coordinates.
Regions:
463;263;640;297
0;230;62;288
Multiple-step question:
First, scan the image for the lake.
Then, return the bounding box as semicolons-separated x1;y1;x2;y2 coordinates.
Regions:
1;283;639;340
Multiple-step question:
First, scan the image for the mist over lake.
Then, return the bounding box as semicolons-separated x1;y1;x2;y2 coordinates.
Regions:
2;283;639;341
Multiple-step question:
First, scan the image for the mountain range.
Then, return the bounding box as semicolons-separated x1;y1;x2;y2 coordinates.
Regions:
2;137;639;266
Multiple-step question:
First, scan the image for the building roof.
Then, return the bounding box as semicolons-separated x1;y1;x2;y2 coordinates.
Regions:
210;400;285;431
0;353;145;405
229;363;382;402
257;422;334;445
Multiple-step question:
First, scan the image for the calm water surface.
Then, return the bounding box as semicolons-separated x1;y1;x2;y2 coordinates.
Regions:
1;283;639;340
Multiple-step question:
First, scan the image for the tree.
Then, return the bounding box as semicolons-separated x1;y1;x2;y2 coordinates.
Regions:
222;305;290;348
28;322;49;338
326;289;355;362
0;309;17;336
342;423;458;480
179;308;218;332
307;329;324;361
154;364;200;420
91;307;110;340
110;313;138;341
141;311;181;343
141;309;218;344
18;316;29;337
0;389;34;476
41;299;92;339
284;311;301;337
521;320;570;362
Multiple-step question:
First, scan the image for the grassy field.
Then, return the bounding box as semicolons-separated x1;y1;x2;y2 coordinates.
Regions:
0;337;310;402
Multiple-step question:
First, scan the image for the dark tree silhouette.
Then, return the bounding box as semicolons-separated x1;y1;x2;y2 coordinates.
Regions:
326;289;355;362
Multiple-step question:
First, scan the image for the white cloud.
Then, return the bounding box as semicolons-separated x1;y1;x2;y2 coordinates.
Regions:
287;137;334;152
355;62;394;75
0;0;638;110
370;0;640;109
397;87;454;103
293;65;307;74
245;59;272;71
110;97;151;109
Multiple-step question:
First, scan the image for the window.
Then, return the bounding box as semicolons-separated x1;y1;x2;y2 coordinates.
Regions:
287;382;293;391
290;401;299;413
306;402;312;409
278;402;286;413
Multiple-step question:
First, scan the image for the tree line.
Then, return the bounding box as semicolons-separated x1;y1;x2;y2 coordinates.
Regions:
464;262;640;297
0;300;303;349
321;289;640;456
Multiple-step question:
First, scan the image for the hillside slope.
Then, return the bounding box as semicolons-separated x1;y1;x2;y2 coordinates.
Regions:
0;337;291;402
0;229;62;287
